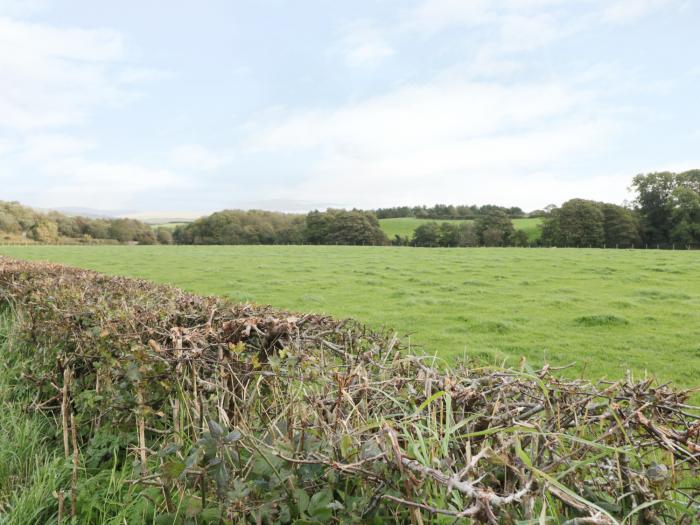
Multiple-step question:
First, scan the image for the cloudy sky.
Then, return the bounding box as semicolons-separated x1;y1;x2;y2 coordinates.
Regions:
1;0;698;214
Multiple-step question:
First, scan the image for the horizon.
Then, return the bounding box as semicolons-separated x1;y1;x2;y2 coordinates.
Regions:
2;1;699;213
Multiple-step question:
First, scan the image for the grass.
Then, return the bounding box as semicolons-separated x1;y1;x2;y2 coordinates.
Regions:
0;245;698;389
379;217;542;241
0;310;162;524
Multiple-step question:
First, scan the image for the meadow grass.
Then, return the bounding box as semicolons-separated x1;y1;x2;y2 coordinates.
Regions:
379;217;542;241
0;245;698;389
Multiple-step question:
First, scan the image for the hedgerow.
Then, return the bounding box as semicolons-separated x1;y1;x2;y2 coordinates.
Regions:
0;256;698;524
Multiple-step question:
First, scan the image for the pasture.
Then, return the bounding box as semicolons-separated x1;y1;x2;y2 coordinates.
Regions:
0;245;698;388
379;217;543;241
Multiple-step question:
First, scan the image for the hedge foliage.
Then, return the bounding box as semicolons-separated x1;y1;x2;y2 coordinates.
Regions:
0;256;698;524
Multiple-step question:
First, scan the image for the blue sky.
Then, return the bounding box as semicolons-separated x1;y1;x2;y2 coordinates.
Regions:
1;0;698;214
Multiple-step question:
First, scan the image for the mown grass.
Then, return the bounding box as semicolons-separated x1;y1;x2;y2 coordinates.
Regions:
379;217;542;241
0;246;698;389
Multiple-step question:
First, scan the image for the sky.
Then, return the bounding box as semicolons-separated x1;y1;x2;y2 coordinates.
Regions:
1;0;699;215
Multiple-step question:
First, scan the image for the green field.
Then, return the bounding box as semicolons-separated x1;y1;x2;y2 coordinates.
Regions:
379;217;542;241
1;245;698;388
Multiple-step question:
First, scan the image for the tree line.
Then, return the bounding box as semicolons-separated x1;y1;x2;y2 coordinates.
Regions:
173;209;388;246
375;204;526;220
400;208;530;247
2;170;698;247
539;170;700;247
0;201;172;244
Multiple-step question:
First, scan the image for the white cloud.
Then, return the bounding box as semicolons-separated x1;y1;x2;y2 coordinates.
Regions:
246;76;624;209
31;158;186;209
169;144;233;172
333;21;394;67
0;12;180;210
402;0;493;33
0;0;48;17
602;0;680;23
250;80;587;152
21;133;95;160
0;16;150;130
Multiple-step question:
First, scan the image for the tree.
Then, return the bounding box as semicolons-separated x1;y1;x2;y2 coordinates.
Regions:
412;222;441;246
85;219;111;239
632;170;700;245
29;220;59;243
155;227;174;245
135;229;157;245
0;211;21;233
325;210;388;245
455;222;478;247
512;229;529;247
669;187;700;245
475;209;515;246
601;204;640;247
546;199;604;247
436;222;478;247
109;219;143;243
631;172;678;244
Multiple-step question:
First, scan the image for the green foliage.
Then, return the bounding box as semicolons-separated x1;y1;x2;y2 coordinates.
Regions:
541;199;605;247
0;200;160;245
380;217;542;242
540;199;642;247
601;203;641;247
155;227;174;245
411;221;478;247
632;170;700;244
375;203;525;220
29;219;59;243
411;221;440;246
175;209;304;245
176;209;388;246
475;208;515;246
109;218;156;244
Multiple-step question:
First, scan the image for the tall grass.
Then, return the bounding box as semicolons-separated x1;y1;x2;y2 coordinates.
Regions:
0;311;159;525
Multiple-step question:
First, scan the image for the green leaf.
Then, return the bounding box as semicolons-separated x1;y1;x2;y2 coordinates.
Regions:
308;490;334;522
294;488;310;513
224;430;242;443
158;442;180;458
185;497;202;518
207;419;223;439
161;459;185;480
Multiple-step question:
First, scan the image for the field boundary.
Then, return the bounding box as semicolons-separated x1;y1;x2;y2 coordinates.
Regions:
1;256;698;523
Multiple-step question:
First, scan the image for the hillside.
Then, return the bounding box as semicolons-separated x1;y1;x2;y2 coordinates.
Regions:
380;217;542;242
